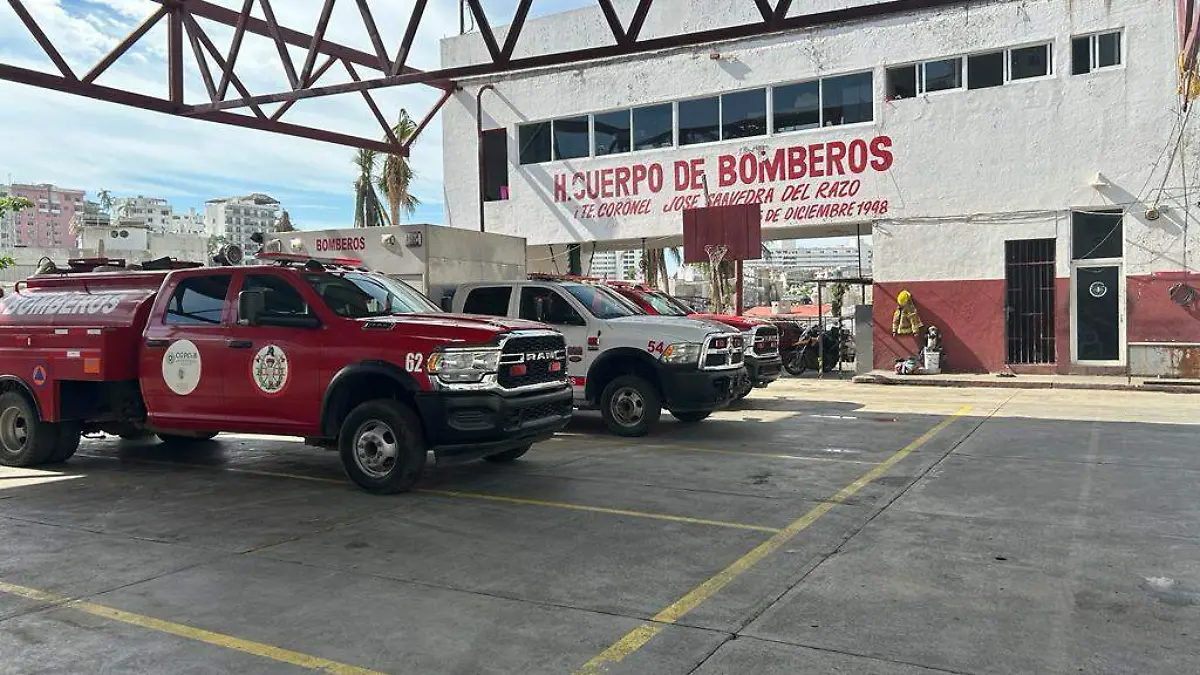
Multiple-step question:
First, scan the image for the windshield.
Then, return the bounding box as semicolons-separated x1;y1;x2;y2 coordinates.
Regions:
302;272;438;318
640;291;689;316
343;272;440;314
562;283;637;319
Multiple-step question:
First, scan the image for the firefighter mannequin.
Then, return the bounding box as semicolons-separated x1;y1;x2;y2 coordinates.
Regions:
891;289;924;336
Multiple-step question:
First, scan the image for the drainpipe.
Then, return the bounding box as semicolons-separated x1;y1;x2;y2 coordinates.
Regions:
476;84;497;233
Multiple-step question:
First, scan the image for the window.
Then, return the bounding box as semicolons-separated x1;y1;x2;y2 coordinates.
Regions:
518;121;551;165
561;283;636;319
519;287;585;325
1073;31;1122;75
773;81;821;131
721;88;767;140
594;110;631;155
165;275;232;325
243;274;310;317
821;72;873;126
462;286;512;315
885;66;917;100
553;116;590;160
923;58;963;92
967;51;1005;89
343;273;440;314
632;104;673;150
1072;210;1123;260
1010;43;1052;80
678;97;720;146
302;273;381;318
481;128;509;201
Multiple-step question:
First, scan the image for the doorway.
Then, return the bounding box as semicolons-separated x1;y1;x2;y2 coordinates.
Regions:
1072;264;1123;363
1004;238;1056;364
1070;209;1124;365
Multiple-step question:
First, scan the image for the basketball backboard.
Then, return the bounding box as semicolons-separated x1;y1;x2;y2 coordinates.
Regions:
682;204;763;264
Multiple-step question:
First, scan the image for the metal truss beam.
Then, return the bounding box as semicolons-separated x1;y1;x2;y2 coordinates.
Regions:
1;0;964;152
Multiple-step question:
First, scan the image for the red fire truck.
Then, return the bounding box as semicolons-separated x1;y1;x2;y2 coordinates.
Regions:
0;255;572;493
603;281;781;399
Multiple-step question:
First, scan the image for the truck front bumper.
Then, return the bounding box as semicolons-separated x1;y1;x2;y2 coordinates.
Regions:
745;353;783;387
414;384;573;465
660;366;745;414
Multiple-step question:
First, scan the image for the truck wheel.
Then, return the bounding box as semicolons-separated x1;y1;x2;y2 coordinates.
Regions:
0;392;58;467
483;443;532;463
671;411;711;423
157;432;218;444
46;424;82;463
340;400;426;494
600;375;661;437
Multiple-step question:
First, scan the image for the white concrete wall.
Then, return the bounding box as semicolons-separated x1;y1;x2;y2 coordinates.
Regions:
441;0;1196;275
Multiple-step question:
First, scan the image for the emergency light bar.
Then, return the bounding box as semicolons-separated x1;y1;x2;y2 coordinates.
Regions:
256;251;367;268
527;273;603;282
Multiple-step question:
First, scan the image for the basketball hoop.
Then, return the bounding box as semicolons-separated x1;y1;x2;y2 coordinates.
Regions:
704;244;728;267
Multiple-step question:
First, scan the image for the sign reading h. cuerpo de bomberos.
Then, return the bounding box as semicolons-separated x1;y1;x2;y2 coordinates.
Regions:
551;134;894;224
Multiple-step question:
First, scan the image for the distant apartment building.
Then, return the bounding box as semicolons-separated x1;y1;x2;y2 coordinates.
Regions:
169;207;207;236
586;249;642;279
111;196;174;232
205;193;281;251
1;183;84;249
746;242;873;276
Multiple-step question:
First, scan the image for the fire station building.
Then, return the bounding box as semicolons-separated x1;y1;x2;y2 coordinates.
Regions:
440;0;1200;376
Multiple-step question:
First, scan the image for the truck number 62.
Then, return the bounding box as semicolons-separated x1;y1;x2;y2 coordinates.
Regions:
405;352;424;372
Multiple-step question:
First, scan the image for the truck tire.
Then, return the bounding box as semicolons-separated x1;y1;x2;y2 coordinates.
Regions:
157;432;218;444
671;411;711;423
483;443;532;463
46;424;82;463
339;400;426;494
0;392;59;467
600;375;661;437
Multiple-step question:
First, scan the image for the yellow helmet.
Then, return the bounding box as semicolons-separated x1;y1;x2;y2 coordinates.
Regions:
897;290;912;305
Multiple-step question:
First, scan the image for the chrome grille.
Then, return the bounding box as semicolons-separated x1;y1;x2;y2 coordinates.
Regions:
699;332;745;371
751;325;780;358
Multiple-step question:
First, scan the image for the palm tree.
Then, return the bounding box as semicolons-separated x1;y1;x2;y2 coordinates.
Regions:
642;247;681;293
377;109;421;226
352;149;387;228
96;189;113;215
275;210;295;232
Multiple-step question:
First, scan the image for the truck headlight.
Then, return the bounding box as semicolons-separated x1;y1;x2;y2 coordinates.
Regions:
660;342;702;365
427;349;501;383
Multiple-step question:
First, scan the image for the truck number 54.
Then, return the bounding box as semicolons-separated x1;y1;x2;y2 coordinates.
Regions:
646;341;665;354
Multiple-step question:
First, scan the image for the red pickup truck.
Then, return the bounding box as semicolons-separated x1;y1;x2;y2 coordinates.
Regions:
0;256;572;493
603;281;782;399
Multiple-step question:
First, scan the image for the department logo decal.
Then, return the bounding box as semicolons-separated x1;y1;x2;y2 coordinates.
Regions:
251;344;290;396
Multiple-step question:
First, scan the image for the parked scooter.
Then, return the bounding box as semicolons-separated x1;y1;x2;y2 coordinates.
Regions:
783;323;844;376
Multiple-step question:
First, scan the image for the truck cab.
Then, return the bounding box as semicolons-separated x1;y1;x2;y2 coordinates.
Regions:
604;282;782;398
0;255;573;493
452;276;746;436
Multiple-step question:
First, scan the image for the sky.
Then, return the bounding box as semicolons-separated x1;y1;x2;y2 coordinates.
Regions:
0;0;595;230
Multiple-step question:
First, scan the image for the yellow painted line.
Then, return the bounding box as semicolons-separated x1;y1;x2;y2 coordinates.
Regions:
420;489;781;533
574;405;972;675
0;580;385;675
76;455;776;533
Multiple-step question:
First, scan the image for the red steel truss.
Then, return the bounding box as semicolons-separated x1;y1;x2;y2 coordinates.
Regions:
1;0;960;153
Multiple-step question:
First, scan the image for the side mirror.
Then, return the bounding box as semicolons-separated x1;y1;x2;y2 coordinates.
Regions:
533;296;548;323
440;295;453;312
238;289;265;326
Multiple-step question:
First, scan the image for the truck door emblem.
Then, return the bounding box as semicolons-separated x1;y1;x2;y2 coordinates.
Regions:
31;364;47;388
252;344;290;396
162;340;201;396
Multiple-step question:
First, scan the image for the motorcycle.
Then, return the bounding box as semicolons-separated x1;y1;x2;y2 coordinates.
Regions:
783;323;844;376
